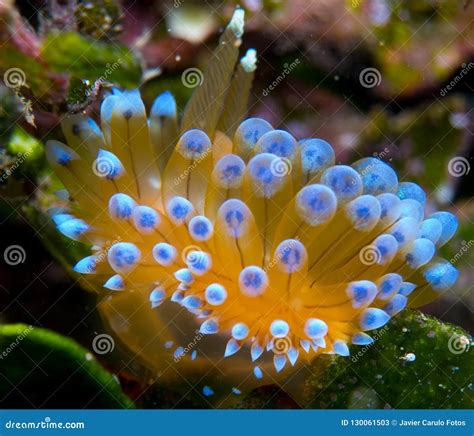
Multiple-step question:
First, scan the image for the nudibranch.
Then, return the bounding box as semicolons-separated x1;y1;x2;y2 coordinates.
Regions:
47;9;458;402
